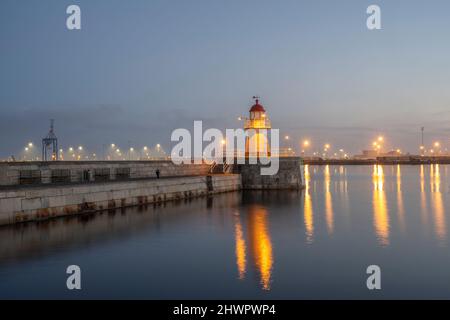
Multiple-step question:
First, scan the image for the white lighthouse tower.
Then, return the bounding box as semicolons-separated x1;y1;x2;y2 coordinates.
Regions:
244;97;271;158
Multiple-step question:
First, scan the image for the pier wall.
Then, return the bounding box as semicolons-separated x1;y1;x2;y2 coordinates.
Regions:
0;158;305;226
0;174;241;226
239;157;304;190
0;161;211;186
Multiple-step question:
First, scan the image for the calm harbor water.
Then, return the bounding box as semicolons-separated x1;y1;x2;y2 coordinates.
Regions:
1;164;450;299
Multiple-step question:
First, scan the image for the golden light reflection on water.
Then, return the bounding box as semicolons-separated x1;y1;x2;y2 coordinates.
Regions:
234;215;247;280
372;165;389;246
247;205;273;290
303;164;314;243
396;165;406;232
430;164;446;242
324;165;334;234
420;165;428;226
299;164;448;249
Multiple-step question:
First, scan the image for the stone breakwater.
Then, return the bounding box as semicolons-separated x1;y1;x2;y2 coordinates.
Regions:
0;160;211;186
0;158;304;225
0;174;241;226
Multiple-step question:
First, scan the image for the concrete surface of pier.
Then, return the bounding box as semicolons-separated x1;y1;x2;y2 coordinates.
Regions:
0;174;241;226
0;158;304;226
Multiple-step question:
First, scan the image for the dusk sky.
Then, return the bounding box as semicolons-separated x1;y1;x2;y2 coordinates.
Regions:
2;0;450;157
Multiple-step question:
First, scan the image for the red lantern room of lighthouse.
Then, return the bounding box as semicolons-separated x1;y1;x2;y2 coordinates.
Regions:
244;96;272;158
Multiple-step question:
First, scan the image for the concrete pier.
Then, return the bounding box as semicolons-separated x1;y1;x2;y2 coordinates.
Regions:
0;174;241;226
0;158;304;226
0;160;211;186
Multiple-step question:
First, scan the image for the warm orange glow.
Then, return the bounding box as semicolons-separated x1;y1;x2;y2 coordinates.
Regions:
434;142;440;148
304;165;314;244
431;164;446;242
248;205;273;291
244;110;271;157
378;136;384;142
420;165;428;225
234;216;247;280
396;165;405;232
303;140;310;147
247;132;269;157
245;119;271;129
324;165;334;234
372;165;389;246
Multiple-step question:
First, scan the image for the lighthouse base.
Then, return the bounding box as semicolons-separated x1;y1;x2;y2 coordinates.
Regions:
238;157;305;190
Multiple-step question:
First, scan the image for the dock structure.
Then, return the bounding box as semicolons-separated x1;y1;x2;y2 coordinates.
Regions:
303;156;450;165
0;158;304;226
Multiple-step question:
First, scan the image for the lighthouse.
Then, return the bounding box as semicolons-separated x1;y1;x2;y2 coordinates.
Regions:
244;97;271;157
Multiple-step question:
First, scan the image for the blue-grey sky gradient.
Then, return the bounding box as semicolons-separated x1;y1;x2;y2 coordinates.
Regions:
1;0;450;157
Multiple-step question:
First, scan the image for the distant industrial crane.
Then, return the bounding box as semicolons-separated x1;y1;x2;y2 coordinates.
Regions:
42;119;58;161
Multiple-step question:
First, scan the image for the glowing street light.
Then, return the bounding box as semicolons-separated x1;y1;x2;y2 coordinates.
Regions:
378;136;384;142
78;146;83;151
301;140;310;156
28;142;33;148
285;135;290;140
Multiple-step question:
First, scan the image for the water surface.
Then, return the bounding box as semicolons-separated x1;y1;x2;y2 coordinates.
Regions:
1;165;450;299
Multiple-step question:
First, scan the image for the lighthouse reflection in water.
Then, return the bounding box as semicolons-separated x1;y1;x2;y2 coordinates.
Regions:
2;165;450;299
234;205;273;290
